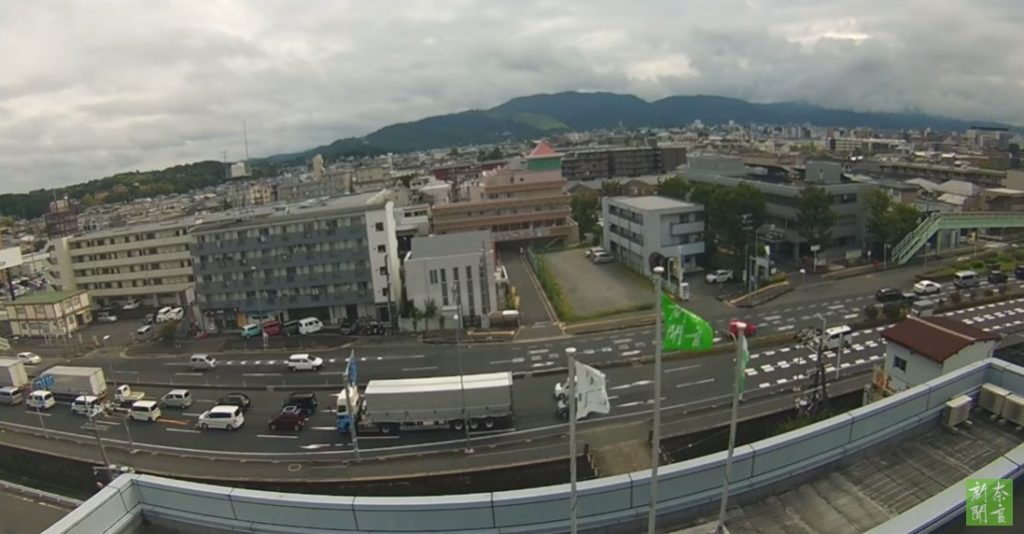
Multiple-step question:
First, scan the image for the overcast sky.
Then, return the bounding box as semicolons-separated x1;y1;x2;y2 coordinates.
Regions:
2;0;1022;193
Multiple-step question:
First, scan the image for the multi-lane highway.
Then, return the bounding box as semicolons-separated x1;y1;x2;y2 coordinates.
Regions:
3;294;1022;461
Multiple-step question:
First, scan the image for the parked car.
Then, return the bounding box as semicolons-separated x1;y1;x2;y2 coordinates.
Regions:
16;352;42;365
988;270;1008;284
0;386;24;406
591;251;614;264
262;320;284;336
705;269;734;284
268;405;308;431
584;247;605;259
875;287;904;303
284;392;318;415
216;392;251;412
121;299;141;310
136;324;154;337
169;307;185;321
96;311;118;323
298;317;323;335
287;353;323;371
240;324;262;338
198;405;245;431
913;280;942;295
283;320;302;336
155;307;174;323
159;389;193;409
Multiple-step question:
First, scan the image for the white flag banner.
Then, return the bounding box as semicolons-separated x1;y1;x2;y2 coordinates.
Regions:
574;360;610;420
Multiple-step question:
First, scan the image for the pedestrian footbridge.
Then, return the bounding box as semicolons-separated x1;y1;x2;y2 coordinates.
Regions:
891;211;1024;266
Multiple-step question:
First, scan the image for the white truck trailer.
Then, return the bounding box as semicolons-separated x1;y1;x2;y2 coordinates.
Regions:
38;366;107;401
0;358;30;390
350;372;514;434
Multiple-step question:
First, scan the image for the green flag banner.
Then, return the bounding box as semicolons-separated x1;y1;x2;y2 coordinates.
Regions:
737;332;751;392
661;293;714;351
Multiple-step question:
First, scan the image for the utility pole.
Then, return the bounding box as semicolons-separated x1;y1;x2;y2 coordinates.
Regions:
647;265;665;533
452;281;472;453
567;346;579;534
741;214;754;293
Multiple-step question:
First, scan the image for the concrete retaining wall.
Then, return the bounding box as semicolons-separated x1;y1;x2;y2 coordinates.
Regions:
44;359;1023;534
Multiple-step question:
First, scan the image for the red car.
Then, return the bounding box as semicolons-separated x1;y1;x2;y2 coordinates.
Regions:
728;319;757;338
261;320;283;336
268;405;307;431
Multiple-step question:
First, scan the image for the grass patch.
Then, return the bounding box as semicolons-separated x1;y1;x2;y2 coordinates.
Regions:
534;254;575;321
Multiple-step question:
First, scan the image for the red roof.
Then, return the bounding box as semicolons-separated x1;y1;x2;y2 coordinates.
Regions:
528;141;557;158
881;316;1000;364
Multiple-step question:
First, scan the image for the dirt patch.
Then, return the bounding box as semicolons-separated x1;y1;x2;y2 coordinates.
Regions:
544;249;652;319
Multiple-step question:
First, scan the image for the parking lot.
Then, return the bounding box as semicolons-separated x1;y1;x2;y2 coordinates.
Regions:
543;249;652;319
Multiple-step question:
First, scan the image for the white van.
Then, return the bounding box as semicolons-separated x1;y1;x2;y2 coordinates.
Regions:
0;386;24;406
27;390;55;410
298;317;323;335
818;325;853;350
136;324;154;337
198;405;245;431
71;395;104;417
287;353;324;371
953;270;980;289
129;400;162;422
190;354;217;371
155;307;174;323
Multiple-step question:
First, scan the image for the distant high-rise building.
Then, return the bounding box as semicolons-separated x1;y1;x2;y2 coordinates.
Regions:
44;198;78;238
312;154;325;181
229;162;250;179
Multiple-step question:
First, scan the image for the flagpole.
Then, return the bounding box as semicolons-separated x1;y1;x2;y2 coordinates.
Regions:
567;346;579;534
716;323;747;533
647;265;665;534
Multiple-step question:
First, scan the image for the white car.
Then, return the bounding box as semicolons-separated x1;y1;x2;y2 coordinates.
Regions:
169;307;185;321
71;395;104;417
122;299;141;310
913;280;942;295
198;405;245;431
16;352;42;365
705;269;734;284
96;311;118;323
287;353;324;371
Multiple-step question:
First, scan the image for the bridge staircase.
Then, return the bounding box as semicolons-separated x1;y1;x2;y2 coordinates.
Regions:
890;211;1024;265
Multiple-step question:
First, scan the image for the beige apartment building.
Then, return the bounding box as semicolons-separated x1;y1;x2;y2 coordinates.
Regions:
4;290;91;338
430;167;578;244
49;219;196;309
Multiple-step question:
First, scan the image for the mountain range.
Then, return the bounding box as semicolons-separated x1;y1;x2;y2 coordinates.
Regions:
263;91;1013;164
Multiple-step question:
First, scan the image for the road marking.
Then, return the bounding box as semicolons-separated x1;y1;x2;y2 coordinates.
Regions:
665;364;700;373
612;338;632;344
309;426;337;431
320;371;346;375
257;434;298;439
777;325;794;331
828;305;844;310
763;315;781;321
621;350;641;357
675;378;715;389
157;419;190;426
243;373;281;377
174;372;202;376
583;349;595;355
527;349;549;355
359;436;400;440
843;313;859;319
402;366;439;372
610;380;653;391
166;428;200;434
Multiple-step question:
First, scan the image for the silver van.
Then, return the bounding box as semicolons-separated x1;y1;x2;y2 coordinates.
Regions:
953;270;980;289
160;389;193;409
0;386;24;406
190;354;217;371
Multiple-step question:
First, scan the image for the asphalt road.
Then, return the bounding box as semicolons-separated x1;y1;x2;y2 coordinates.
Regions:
3;295;1022;458
0;490;71;534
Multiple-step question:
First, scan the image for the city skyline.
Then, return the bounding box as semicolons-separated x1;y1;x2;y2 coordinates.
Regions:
1;0;1023;192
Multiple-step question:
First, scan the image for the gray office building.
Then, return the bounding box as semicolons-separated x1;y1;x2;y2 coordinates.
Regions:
601;196;705;276
191;191;400;330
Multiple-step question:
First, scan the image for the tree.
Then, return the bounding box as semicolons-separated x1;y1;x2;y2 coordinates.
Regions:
423;299;437;333
796;186;838;250
599;180;626;197
864;188;892;251
158;324;177;345
710;183;767;255
571;191;600;236
410;305;423;333
656;176;691;200
864;188;921;258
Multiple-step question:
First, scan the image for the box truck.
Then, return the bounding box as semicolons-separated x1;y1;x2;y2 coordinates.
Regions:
39;366;107;401
0;358;30;390
338;372;514;434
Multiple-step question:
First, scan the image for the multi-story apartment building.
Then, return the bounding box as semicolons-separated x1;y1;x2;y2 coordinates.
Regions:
404;230;497;329
191;191;400;329
44;199;78;238
683;156;873;260
560;146;687;181
49;219;197;309
601;196;705;277
430;167;578;245
3;289;91;338
273;175;350;203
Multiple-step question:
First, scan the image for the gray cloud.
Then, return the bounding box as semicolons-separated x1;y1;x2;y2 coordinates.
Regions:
1;0;1022;192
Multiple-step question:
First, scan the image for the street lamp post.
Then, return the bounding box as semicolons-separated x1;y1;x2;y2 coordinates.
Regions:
883;242;891;270
566;346;579;534
452;281;472;453
647;265;665;534
252;266;267;351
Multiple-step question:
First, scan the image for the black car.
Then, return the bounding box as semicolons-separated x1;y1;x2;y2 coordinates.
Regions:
1016;264;1024;280
988;270;1009;284
285;392;318;415
216;392;251;412
875;287;904;303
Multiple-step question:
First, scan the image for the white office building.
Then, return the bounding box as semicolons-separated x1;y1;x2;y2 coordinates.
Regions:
601;196;705;276
404;230;497;329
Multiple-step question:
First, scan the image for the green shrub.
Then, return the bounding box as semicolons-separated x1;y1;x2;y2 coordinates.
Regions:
971;260;986;270
882;302;904;320
864;305;880;321
984;288;994;297
768;272;787;284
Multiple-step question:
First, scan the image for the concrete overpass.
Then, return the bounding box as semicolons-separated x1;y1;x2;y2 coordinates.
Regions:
891;211;1024;266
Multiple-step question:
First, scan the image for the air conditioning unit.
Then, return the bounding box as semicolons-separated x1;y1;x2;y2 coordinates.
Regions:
942;395;972;429
980;383;1011;417
1000;394;1024;427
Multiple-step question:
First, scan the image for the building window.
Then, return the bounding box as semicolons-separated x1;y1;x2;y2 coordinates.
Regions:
375;222;384;231
429;270;438;284
893;356;907;372
377;245;386;253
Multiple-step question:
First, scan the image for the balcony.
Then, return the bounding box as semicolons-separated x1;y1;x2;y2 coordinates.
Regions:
68;235;190;256
432;194;570;216
669;221;704;236
76;266;195;285
433;208;572;233
194;249;370;275
192;227;366;254
492;224;575;243
196;272;371;294
202;291;373;312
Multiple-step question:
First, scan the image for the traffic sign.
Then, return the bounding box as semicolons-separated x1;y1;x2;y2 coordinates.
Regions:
33;374;54;391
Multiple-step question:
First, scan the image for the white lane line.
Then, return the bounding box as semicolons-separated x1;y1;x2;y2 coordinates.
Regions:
527;349;549;355
665;364;701;373
610;380;653;391
309;426;339;431
174;372;202;376
843;313;859;319
612;338;632;344
257;434;298;439
621;350;641;357
583;349;595;355
242;373;281;377
777;325;795;331
676;378;715;389
763;315;781;321
166;428;200;434
402;366;439;372
531;362;555;368
321;371;346;376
